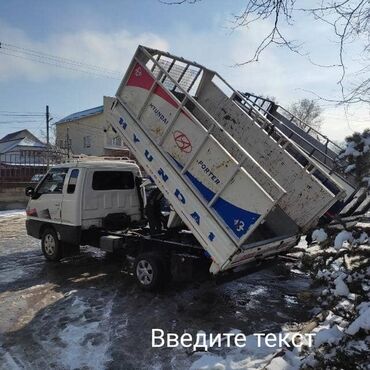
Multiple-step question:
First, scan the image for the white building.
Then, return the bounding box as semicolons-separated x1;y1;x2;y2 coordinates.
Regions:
0;129;47;165
55;96;130;157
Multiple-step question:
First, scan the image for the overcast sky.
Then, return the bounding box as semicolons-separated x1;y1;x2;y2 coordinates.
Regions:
0;0;368;143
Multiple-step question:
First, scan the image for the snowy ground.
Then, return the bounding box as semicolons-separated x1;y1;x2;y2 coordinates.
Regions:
0;212;320;370
0;209;25;218
190;225;370;369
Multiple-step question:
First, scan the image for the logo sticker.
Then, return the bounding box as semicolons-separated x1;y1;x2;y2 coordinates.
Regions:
135;66;142;77
173;130;192;153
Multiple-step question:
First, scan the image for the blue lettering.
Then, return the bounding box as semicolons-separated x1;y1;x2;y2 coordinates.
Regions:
190;212;200;225
133;134;140;143
119;117;127;129
144;150;153;162
208;232;215;241
174;189;186;204
158;168;168;182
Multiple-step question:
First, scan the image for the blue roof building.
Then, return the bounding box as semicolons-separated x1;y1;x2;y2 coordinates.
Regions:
55;96;130;157
56;105;104;124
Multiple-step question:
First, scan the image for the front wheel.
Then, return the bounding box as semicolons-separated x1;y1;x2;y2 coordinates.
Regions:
41;228;63;261
134;254;166;290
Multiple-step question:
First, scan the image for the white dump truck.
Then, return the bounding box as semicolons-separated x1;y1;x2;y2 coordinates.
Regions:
26;46;347;289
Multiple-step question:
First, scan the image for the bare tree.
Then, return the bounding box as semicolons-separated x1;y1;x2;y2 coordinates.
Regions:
40;124;56;145
289;99;323;131
160;0;370;106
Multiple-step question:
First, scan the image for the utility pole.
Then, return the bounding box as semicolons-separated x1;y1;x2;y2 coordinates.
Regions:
46;105;50;147
46;105;51;169
67;127;70;159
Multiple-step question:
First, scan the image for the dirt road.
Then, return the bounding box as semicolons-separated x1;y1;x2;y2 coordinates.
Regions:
0;212;316;369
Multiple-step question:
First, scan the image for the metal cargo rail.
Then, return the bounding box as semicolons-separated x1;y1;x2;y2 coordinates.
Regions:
239;92;357;191
107;45;346;273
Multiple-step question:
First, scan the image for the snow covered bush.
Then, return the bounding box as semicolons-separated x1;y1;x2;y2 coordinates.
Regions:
311;228;328;244
297;228;370;369
346;301;370;336
190;227;370;370
334;230;354;249
338;129;370;187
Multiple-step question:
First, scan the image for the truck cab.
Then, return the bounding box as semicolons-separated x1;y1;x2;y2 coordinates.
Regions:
25;159;145;261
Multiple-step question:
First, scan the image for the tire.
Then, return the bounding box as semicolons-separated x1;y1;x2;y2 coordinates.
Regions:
41;228;63;261
134;253;166;290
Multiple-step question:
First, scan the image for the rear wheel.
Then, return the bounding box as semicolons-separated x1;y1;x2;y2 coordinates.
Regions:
41;228;63;261
134;254;166;290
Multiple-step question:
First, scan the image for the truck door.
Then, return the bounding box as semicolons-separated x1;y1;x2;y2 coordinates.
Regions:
31;167;68;222
61;168;81;225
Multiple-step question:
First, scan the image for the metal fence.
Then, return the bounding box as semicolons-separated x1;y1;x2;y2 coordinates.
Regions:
0;149;67;188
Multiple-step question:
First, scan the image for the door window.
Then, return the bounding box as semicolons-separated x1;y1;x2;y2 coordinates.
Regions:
92;171;134;190
67;169;79;194
37;168;68;194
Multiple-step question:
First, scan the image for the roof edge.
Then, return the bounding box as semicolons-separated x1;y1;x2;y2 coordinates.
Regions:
56;105;104;125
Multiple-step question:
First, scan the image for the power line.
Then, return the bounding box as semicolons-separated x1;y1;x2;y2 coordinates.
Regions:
0;120;43;124
0;110;44;114
0;50;121;80
2;42;121;75
0;41;122;80
0;113;44;117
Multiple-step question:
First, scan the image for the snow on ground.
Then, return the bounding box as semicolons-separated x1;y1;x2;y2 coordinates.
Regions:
1;213;319;370
334;230;354;249
1;212;369;369
190;334;278;370
346;301;370;335
0;209;25;218
314;324;343;348
43;296;114;369
332;274;350;297
311;229;327;243
345;163;356;174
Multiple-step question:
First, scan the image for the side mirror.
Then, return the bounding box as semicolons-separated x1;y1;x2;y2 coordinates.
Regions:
25;186;34;197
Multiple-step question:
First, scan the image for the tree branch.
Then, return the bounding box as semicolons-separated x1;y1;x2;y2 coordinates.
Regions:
159;0;370;105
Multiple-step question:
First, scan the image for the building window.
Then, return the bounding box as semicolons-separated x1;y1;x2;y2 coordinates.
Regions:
83;136;91;148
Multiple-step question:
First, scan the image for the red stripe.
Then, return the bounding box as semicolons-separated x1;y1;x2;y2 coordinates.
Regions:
154;85;178;109
126;62;179;109
126;62;154;91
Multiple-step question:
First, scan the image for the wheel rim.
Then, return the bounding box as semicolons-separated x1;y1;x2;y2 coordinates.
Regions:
44;234;56;256
136;260;154;285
